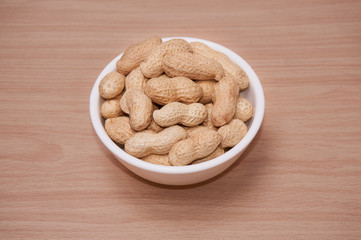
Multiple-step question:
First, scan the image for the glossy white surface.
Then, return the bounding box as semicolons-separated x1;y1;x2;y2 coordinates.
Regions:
89;37;265;185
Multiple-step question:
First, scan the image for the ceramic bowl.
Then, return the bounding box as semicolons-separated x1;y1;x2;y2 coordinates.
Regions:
90;37;265;185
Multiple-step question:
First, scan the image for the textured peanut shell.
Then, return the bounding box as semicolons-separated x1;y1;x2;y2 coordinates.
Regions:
120;89;156;115
192;146;224;165
201;104;218;131
146;104;163;133
141;154;171;166
100;94;123;119
168;128;221;166
119;91;129;114
125;67;148;91
185;126;212;138
156;73;170;80
163;52;224;81
99;72;125;99
196;80;217;104
153;102;207;127
146;119;164;133
217;119;247;148
116;36;162;75
126;90;153;131
211;73;239;127
191;42;249;90
105;117;135;145
145;76;203;105
235;96;253;122
120;67;148;114
124;126;187;158
140;39;192;78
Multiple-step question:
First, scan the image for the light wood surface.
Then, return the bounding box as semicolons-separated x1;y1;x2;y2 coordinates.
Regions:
1;0;360;239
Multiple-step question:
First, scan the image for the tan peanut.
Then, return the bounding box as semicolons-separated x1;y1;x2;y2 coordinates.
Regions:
184;126;221;145
140;39;192;78
185;125;209;137
105;117;135;145
146;119;164;133
168;127;221;166
121;101;163;131
99;72;125;99
192;146;224;164
191;42;249;90
201;103;218;131
146;105;163;133
119;91;130;114
100;94;123;119
187;126;217;140
163;52;224;81
125;90;153;131
119;67;148;114
145;76;203;105
124;126;187;158
196;80;217;104
125;67;148;91
155;73;170;80
218;119;247;148
211;73;239;127
141;154;171;166
235;96;253;122
116;36;162;75
153;102;207;127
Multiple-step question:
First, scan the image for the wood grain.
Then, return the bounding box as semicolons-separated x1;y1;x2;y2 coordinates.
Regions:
1;0;360;239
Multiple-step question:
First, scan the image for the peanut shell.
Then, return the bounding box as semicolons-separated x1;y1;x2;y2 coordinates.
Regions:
163;52;224;81
116;36;162;75
99;72;125;99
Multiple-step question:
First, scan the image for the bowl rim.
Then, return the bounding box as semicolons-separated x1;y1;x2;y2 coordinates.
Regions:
89;37;265;174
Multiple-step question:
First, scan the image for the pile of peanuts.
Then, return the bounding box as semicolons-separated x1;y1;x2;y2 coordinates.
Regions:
99;36;253;166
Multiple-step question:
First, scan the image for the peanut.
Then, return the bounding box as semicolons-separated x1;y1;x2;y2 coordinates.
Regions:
125;67;148;91
141;154;171;166
169;127;221;166
192;146;224;164
100;94;123;119
116;36;162;75
145;76;203;105
146;105;163;132
99;72;125;99
163;52;224;81
140;39;192;78
201;103;218;131
124;126;187;158
119;91;130;114
196;80;217;104
153;102;207;127
184;126;215;138
155;73;170;80
125;89;153;131
191;42;249;90
146;119;164;133
217;119;247;148
211;72;239;127
119;67;148;114
235;96;253;122
105;117;135;145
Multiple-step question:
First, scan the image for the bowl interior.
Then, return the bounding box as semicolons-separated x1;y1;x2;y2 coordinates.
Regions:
90;37;264;174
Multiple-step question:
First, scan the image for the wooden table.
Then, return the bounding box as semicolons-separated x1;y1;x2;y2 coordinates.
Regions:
1;1;360;239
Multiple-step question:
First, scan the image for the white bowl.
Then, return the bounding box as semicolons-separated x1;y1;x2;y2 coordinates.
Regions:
90;37;265;185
